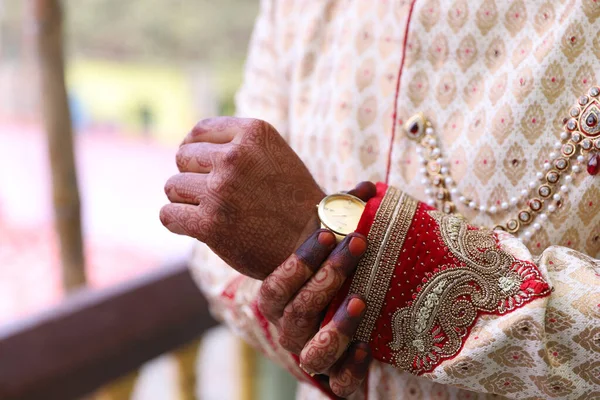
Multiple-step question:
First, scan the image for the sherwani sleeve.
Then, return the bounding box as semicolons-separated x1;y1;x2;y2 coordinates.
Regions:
233;0;289;135
326;182;600;399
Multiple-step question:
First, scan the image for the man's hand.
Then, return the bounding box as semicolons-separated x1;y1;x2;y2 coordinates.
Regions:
257;182;377;398
160;117;325;279
258;229;371;398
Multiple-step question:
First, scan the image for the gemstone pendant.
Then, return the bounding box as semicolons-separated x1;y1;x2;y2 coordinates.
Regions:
404;112;427;141
587;153;600;176
564;86;600;177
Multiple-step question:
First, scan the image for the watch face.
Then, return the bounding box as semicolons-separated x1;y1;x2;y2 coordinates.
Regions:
318;193;366;236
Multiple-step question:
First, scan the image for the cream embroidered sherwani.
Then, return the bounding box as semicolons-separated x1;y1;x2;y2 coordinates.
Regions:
190;1;600;399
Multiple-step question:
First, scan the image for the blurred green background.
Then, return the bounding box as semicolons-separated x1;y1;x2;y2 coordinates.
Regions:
0;0;259;143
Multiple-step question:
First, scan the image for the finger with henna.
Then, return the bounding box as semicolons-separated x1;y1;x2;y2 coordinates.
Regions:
346;181;377;202
176;142;224;173
258;229;336;324
299;294;367;374
164;173;208;205
328;342;372;398
278;234;367;354
180;117;245;146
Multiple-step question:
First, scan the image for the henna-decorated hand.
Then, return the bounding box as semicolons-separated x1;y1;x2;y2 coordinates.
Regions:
258;230;371;398
257;182;377;398
160;117;325;279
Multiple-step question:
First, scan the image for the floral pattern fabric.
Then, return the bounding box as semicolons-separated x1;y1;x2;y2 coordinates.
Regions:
190;0;600;398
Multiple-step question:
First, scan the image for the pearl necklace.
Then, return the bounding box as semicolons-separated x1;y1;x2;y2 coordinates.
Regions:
404;85;600;241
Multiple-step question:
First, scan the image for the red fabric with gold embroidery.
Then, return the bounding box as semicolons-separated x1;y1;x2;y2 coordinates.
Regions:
368;201;442;366
324;183;551;375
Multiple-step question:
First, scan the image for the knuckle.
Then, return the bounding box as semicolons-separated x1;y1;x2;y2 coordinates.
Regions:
281;307;310;334
188;122;203;139
249;118;270;130
164;181;172;197
259;277;278;303
175;148;188;169
246;118;274;138
222;147;240;165
286;297;314;320
280;307;300;329
164;175;179;196
257;289;277;324
299;350;310;368
188;117;217;140
282;299;302;322
278;334;302;354
193;118;212;131
159;205;172;225
330;379;354;398
299;346;326;374
310;267;343;297
258;279;273;302
330;384;343;398
211;204;229;225
206;172;226;193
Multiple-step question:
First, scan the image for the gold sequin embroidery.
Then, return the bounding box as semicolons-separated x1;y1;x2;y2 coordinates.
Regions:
351;187;419;342
389;211;550;374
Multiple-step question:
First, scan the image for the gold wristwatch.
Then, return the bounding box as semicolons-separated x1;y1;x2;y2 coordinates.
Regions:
317;193;366;242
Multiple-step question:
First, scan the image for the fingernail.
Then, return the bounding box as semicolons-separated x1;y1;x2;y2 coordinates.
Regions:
347;297;366;317
348;236;367;257
318;231;335;246
354;348;368;362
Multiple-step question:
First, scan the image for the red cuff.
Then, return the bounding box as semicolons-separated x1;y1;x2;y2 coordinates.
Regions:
325;183;550;375
355;182;389;237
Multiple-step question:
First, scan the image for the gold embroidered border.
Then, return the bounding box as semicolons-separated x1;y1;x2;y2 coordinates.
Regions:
388;211;551;374
350;187;418;342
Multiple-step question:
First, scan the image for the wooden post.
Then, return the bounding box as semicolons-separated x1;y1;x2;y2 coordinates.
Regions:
95;371;139;400
33;0;86;291
240;340;257;400
174;339;201;400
